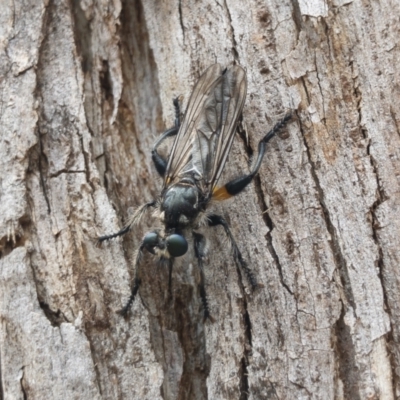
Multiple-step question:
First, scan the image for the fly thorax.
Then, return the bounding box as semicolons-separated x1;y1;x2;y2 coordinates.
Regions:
161;184;199;227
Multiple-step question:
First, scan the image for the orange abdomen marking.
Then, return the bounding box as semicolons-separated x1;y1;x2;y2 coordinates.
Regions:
212;186;233;201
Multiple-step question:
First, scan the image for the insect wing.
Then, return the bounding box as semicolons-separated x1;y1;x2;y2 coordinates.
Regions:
203;65;247;191
164;63;223;186
164;64;247;196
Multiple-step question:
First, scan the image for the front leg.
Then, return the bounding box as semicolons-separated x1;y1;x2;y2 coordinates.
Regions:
118;240;145;317
119;230;164;316
97;201;156;244
151;97;182;177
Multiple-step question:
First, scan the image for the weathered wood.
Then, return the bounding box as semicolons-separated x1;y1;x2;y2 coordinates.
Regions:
1;0;399;399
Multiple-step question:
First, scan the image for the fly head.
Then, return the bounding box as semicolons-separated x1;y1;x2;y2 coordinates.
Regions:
143;231;188;258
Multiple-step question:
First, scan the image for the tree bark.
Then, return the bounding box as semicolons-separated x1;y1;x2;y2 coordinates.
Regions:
1;0;399;399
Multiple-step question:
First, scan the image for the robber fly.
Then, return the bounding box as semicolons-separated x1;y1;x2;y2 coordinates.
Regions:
98;63;291;320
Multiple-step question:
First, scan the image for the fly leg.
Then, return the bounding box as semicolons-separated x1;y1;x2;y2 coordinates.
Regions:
208;116;291;287
97;201;156;243
119;276;141;317
118;241;145;316
152;97;181;177
193;232;214;322
119;230;163;316
207;214;258;290
212;114;291;201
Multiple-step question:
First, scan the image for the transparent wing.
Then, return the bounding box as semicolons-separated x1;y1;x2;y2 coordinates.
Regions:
164;64;223;186
164;64;247;196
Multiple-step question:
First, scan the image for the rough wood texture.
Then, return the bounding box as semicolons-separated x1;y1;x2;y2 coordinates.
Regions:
1;0;399;399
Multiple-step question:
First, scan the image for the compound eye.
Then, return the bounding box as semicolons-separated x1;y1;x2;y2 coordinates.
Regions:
143;232;159;252
166;234;188;257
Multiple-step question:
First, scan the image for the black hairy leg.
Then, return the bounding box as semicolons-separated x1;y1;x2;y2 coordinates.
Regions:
212;114;291;200
118;230;164;316
151;97;181;177
118;241;145;317
207;214;259;290
119;277;141;317
97;201;156;244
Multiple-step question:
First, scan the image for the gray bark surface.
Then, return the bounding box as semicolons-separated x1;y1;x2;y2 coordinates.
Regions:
1;0;399;399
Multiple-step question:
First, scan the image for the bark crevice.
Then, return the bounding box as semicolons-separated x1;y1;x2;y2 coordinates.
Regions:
178;0;185;41
298;113;356;310
38;301;65;327
37;131;51;214
239;305;252;400
223;0;239;61
0;349;3;400
20;367;27;400
334;303;361;400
